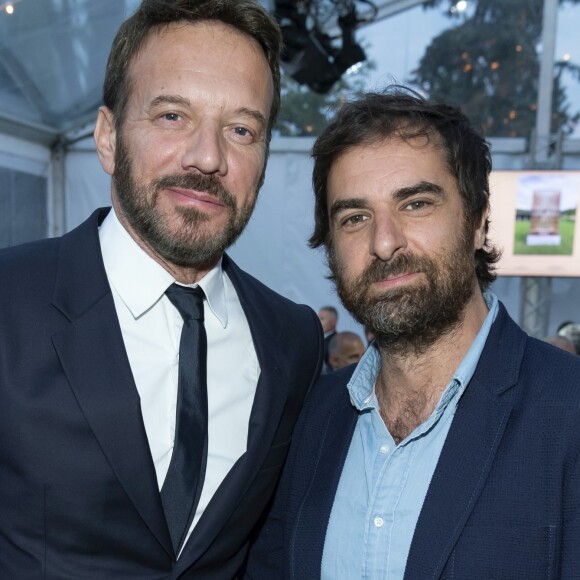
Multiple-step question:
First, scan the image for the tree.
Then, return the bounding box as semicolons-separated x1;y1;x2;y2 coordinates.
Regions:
410;0;580;137
275;60;375;137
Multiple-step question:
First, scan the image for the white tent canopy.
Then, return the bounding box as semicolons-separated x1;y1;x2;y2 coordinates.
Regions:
1;0;580;336
0;0;140;144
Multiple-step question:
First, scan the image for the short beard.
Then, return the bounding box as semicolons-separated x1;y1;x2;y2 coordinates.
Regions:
112;133;257;269
328;227;477;356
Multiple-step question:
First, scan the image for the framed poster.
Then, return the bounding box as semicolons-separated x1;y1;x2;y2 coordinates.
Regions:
488;171;580;276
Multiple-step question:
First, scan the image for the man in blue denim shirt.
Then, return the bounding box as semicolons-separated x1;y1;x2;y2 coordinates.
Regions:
244;87;580;579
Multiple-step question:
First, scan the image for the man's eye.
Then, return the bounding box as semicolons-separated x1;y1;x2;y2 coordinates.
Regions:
342;214;368;227
162;113;181;122
405;200;428;211
233;126;255;140
230;125;256;144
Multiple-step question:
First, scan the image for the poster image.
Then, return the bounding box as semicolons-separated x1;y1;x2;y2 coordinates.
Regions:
514;173;579;256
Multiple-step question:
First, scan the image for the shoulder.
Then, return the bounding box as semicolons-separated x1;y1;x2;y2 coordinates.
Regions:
296;365;356;429
288;365;356;453
0;208;104;286
310;366;355;404
494;323;580;448
223;253;322;338
474;304;580;439
491;305;580;402
521;336;580;399
490;302;580;387
224;254;311;312
0;235;59;264
515;338;580;479
0;210;106;315
0;237;60;289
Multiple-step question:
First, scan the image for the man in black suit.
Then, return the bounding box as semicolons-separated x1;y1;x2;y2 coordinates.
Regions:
0;1;322;578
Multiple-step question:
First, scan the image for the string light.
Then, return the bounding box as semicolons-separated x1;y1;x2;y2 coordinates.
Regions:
450;1;468;14
1;0;23;15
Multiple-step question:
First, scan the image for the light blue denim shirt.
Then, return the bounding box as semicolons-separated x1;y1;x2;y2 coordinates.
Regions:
321;292;499;580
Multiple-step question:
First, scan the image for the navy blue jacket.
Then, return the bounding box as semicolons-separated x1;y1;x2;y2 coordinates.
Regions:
0;208;323;579
245;303;580;579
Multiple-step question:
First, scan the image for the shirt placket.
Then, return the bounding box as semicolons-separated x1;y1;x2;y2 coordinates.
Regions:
360;416;411;579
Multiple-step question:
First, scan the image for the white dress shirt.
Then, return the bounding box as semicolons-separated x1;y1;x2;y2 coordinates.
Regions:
99;208;260;551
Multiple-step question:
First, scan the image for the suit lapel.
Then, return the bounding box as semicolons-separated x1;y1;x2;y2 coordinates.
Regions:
50;209;173;558
177;255;293;566
225;256;293;454
404;305;526;579
292;393;358;579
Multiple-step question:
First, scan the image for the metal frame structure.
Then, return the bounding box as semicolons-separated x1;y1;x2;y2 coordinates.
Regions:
519;0;559;338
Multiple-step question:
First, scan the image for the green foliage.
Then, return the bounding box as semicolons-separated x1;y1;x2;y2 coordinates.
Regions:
412;0;580;137
275;61;375;137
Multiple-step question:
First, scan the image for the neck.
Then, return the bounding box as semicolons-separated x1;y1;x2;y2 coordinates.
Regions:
159;259;216;286
112;199;218;285
375;289;489;443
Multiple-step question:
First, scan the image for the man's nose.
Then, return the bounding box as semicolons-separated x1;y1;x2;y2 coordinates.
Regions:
181;119;228;175
370;212;407;261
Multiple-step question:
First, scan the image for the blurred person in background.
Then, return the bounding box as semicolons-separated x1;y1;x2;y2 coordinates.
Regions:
328;331;366;371
319;305;338;370
558;322;580;355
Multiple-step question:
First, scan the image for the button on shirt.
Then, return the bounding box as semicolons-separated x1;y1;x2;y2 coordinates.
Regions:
322;293;499;580
99;209;260;552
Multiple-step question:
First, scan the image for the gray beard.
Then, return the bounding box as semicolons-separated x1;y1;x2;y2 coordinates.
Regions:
112;134;257;269
328;232;477;356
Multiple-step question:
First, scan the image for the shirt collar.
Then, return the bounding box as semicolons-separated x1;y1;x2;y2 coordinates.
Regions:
99;207;228;327
347;291;499;412
452;290;498;390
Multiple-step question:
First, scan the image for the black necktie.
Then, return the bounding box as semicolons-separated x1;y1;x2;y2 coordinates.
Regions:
162;283;208;555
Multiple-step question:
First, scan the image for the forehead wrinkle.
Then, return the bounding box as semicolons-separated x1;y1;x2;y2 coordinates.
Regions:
148;94;191;109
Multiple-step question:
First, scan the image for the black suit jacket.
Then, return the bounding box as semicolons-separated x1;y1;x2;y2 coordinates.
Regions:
0;208;323;579
245;303;580;579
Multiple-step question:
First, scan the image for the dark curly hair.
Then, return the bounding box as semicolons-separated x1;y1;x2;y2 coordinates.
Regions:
309;86;501;290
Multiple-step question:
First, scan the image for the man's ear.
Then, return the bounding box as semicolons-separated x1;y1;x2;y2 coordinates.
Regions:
94;106;117;176
474;206;489;250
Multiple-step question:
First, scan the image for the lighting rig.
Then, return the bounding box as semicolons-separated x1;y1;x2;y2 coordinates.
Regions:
274;0;377;93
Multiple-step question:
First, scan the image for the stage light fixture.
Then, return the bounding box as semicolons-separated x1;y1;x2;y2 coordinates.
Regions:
275;1;371;94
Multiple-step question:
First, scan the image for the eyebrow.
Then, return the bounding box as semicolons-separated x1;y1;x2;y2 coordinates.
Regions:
392;181;445;202
329;198;371;220
149;95;191;109
329;181;445;220
235;107;267;131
